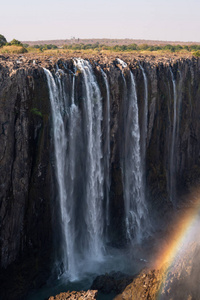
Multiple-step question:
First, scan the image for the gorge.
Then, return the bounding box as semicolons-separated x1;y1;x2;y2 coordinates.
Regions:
1;53;200;299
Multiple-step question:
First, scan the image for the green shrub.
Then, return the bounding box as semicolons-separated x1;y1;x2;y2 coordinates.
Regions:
0;34;7;47
23;44;29;48
31;108;42;117
193;50;200;57
10;39;23;46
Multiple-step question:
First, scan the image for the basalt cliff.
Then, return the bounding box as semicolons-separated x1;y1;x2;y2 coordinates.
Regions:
1;53;200;299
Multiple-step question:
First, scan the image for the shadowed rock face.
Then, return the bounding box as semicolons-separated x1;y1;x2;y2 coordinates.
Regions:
1;54;200;299
0;62;54;299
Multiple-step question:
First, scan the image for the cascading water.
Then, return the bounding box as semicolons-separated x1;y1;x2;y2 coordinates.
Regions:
73;58;104;259
139;64;148;166
28;59;156;300
43;58;152;285
177;71;182;137
100;68;111;231
169;68;177;205
44;59;105;280
125;72;149;242
117;59;149;243
44;68;78;279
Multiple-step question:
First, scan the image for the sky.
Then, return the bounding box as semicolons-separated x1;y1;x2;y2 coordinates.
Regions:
1;0;200;42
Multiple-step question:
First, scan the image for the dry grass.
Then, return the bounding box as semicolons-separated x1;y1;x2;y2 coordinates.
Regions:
25;48;103;56
0;47;195;62
0;45;27;54
36;48;193;57
26;47;42;53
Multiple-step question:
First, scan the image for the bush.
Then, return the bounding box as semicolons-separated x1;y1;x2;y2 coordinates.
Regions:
31;108;42;117
23;44;29;48
10;39;23;46
5;39;23;46
193;51;200;57
0;34;7;47
139;44;149;50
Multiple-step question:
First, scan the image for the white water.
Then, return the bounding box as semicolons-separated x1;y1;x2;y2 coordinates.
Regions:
44;59;151;281
117;58;127;68
44;60;105;280
44;68;77;279
124;72;148;242
139;64;148;166
169;68;177;205
101;68;111;230
117;59;149;243
73;58;104;259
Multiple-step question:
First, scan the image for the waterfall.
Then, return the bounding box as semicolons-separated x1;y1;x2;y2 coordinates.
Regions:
117;59;149;243
169;68;177;205
44;60;105;280
43;57;152;282
117;58;128;68
73;58;104;259
101;68;111;231
139;64;148;166
176;70;182;140
44;68;80;279
124;72;148;242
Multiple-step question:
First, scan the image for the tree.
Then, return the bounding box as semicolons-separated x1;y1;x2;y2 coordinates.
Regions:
0;34;7;47
10;39;22;46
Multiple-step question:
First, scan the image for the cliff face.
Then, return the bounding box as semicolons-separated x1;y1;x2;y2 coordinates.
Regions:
137;59;200;212
1;55;200;299
0;60;53;298
103;57;200;234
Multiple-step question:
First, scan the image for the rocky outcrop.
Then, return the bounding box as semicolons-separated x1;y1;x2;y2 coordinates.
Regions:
114;268;164;300
115;242;200;300
1;54;200;299
48;290;98;300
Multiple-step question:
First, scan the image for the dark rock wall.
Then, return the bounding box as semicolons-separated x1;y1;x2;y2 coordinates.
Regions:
1;57;200;298
0;66;53;299
135;59;200;214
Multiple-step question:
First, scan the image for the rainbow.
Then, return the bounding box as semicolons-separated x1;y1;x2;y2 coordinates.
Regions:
153;188;200;299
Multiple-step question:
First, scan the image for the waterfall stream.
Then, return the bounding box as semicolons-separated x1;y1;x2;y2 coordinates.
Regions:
124;71;148;242
43;59;151;281
169;68;177;205
100;68;111;231
44;68;78;279
73;59;104;259
44;60;105;280
117;59;149;243
139;64;148;166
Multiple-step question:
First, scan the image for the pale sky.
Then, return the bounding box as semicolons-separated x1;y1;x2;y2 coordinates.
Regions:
1;0;200;42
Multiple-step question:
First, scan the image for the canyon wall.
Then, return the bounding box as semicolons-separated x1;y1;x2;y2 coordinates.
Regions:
0;62;53;298
1;55;200;298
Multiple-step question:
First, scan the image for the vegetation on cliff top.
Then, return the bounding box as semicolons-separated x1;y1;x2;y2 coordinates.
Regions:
0;34;27;54
62;42;200;53
0;34;200;57
0;34;7;47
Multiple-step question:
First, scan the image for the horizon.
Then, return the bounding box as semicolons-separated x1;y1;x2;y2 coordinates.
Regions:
21;37;200;45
